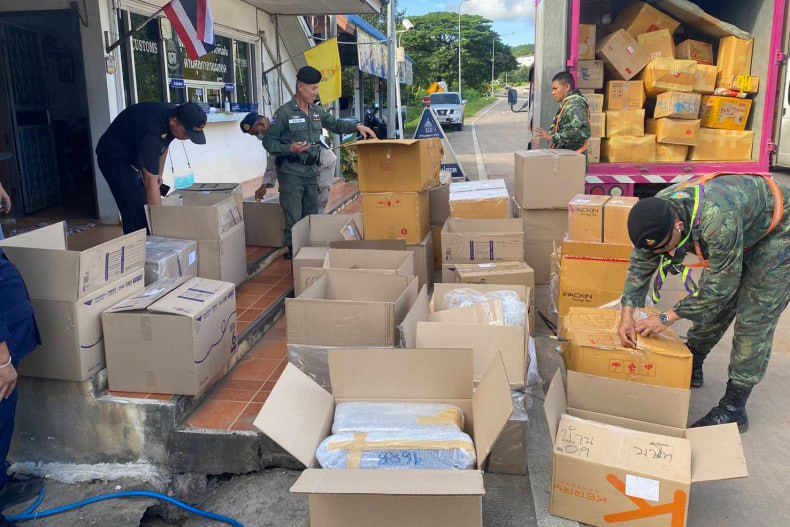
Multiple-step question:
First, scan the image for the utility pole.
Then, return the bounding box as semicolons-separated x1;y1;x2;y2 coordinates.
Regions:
458;0;469;96
386;1;397;138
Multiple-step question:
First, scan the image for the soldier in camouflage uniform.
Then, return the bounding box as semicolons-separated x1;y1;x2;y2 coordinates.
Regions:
262;66;376;257
618;174;789;432
533;71;591;154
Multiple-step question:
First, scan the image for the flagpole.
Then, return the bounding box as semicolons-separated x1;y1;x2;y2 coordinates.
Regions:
106;6;166;53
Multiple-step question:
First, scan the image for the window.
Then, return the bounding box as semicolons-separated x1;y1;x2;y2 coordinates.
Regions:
234;41;252;104
430;93;461;105
130;12;164;103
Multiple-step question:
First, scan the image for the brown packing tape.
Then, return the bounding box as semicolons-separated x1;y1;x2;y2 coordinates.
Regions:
416;408;465;429
329;432;476;469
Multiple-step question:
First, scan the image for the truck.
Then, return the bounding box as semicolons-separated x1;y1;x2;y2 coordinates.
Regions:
532;0;790;197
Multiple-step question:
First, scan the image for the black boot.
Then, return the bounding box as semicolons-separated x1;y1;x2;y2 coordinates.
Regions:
690;351;705;388
691;381;751;433
0;473;44;511
283;246;293;261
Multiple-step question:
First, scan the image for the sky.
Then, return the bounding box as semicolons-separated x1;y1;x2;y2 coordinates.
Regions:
396;0;536;48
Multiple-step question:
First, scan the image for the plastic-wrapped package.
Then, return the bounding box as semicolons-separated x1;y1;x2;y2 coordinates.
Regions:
316;428;476;470
332;402;464;435
441;287;527;327
145;236;198;285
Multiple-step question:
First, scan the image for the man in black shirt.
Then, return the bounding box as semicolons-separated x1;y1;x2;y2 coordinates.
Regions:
95;102;207;234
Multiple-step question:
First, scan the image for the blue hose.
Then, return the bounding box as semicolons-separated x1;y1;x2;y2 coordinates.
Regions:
6;489;244;526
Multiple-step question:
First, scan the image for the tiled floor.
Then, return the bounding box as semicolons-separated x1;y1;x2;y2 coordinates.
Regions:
338;195;362;214
245;245;277;266
185;317;288;431
235;257;293;335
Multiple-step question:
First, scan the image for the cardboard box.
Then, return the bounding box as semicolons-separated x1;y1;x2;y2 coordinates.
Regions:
641;58;696;95
596;30;649;81
589;113;606;138
243;197;285;247
602;135;656;163
428;184;450;226
150;195;246;286
578;60;605;89
654;91;701;119
656;143;689;162
699;95;752;131
518;208;567;285
717;36;753;78
587;137;601;164
287;269;418;347
362;191;429;245
293;247;330;295
293;214;364;257
688;129;754;161
585;93;604;113
646;118;700;146
455;261;535;294
297;248;415;296
603;197;639;245
417;283;530;388
560;307;692;388
514;150;586;210
354;139;442;192
675;39;713;65
567;195;609;243
102;277;237;395
544;370;747;527
611;0;680;38
449;179;510;219
694;64;717;94
488;390;530;475
637;29;675;59
579;24;597;60
557;242;632;320
408;231;434;289
0;222;146;301
441;219;524;263
254;347;513;527
605;109;645;137
605;81;645;111
23;270;145;381
717;74;760;94
178;182;243;218
431;225;443;271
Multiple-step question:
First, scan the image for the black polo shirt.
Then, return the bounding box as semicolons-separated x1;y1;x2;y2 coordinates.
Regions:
96;103;177;175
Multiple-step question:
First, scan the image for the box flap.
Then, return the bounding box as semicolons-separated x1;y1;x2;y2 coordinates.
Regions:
428;299;505;326
543;371;567;444
350;139;419;148
398;285;429;348
291;468;484;496
329;239;407;251
0;222;67;250
688;423;748;483
181;182;238;192
561;240;633;260
328;348;472;400
567;371;690;429
471;353;514;468
148;277;234;318
253;363;335;468
105;276;190;312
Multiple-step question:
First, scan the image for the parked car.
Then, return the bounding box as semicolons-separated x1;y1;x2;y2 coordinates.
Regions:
430;92;466;131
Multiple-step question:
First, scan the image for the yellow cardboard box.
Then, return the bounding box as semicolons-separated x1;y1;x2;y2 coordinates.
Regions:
578;60;604;89
590;112;606;138
585;93;604;113
717;36;753;78
694;64;717;94
567;195;609;243
612;0;680;38
587;137;601;164
688;129;754;161
717;74;760;94
654;91;701;119
646;118;700;146
641;58;696;95
699;95;752;131
637;29;675;59
579;24;596;60
605;109;645;137
602;135;656;163
449;180;511;219
355;139;442;192
656;143;689;162
675;39;714;65
603;197;639;245
605;81;645;110
596;29;650;81
362;191;430;244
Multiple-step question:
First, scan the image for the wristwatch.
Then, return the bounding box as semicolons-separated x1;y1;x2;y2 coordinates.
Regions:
659;312;671;326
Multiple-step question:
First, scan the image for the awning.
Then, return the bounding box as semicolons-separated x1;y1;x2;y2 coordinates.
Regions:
243;0;382;15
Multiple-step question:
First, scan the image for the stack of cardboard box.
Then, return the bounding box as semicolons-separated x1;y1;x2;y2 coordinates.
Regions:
578;0;758;164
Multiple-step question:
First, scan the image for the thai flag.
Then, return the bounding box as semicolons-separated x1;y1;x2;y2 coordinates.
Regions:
164;0;215;60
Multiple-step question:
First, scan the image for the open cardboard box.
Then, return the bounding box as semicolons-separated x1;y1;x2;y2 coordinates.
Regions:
544;370;747;527
243;197;285;247
411;283;530;389
352;138;442;193
297;248;415;296
287;269;419;348
254;347;513;527
292;213;363;257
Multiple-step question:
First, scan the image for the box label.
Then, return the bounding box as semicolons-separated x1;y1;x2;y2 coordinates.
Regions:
625;475;660;502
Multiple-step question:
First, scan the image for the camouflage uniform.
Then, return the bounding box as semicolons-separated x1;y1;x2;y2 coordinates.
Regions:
622;175;790;389
549;90;591;152
262;97;358;246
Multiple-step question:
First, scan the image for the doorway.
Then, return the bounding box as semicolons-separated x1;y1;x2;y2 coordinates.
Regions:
0;9;96;221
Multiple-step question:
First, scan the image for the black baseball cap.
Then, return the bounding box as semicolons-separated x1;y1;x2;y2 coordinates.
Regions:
627;197;675;250
175;102;207;145
240;112;260;133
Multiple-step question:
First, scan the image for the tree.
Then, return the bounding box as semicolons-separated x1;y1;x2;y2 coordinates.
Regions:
511;43;535;57
398;12;518;92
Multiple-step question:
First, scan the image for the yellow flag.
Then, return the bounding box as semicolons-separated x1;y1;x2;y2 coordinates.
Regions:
305;38;342;105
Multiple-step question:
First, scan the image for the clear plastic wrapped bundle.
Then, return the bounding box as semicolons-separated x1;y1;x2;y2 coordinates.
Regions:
442;287;527;327
332;402;465;434
316;428;476;470
145;236;198;285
